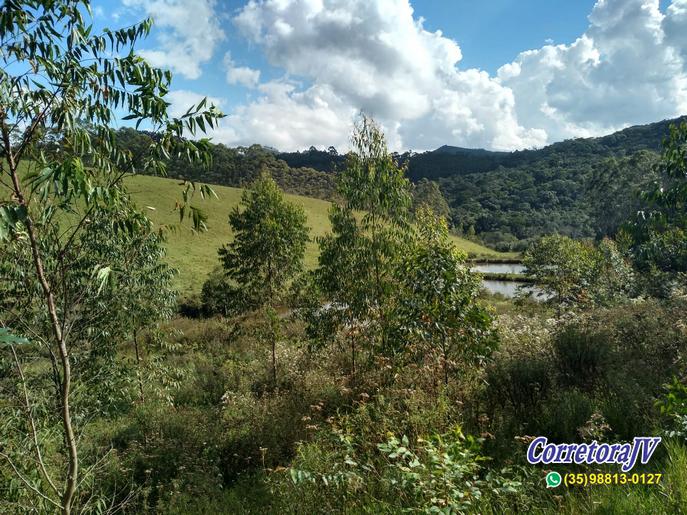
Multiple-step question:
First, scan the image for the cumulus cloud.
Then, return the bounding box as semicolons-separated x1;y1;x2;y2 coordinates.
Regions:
122;0;225;80
230;0;544;151
132;0;687;151
219;80;356;150
165;89;225;118
498;0;687;142
224;53;261;88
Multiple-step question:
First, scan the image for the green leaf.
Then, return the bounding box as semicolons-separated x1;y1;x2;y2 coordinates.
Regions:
94;266;114;294
0;328;29;345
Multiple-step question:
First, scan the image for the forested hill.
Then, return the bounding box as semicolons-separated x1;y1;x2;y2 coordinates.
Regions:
278;115;687;180
276;116;685;250
122;115;686;251
118;129;338;201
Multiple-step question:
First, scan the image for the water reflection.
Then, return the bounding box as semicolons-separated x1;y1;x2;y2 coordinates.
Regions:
471;263;525;274
481;280;550;300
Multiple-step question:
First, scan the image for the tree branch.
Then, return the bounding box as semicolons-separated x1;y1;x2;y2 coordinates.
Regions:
0;451;61;509
10;345;61;497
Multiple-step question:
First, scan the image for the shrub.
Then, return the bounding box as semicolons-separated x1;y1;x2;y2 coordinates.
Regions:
538;390;594;443
201;267;244;316
554;326;611;391
486;355;552;422
278;426;522;513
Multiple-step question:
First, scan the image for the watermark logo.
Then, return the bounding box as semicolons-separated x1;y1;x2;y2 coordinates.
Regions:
545;471;562;488
526;436;661;472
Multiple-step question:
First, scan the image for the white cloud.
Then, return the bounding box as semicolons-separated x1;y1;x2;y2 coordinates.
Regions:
498;0;687;142
160;82;354;150
210;80;355;150
139;0;687;151
224;53;261;88
122;0;225;80
166;89;225;118
229;0;545;151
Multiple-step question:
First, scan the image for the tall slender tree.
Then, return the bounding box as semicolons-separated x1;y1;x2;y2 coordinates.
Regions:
219;173;309;382
314;115;412;369
0;2;221;512
393;208;496;386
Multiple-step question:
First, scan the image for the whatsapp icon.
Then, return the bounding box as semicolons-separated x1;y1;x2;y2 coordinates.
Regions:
546;471;562;488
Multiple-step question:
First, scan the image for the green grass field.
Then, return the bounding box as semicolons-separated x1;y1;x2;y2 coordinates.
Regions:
125;175;514;297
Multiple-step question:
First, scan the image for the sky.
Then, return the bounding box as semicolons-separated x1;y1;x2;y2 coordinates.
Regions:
92;0;687;152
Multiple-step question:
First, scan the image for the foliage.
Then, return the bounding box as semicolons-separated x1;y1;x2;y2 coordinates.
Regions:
393;208;497;384
656;377;687;440
566;441;687;515
0;202;178;501
117;128;338;201
522;234;634;310
272;116;686;250
0;0;220;511
627;121;687;295
217;174;309;312
122;174;509;298
553;326;611;391
587;151;658;238
118;110;687;251
1;5;684;512
485;300;687;457
411;178;450;219
211;174;308;383
200;266;241;316
286;427;521;514
311;115;412;365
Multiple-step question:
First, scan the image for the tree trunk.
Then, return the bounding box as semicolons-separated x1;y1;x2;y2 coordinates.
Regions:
271;338;277;385
6;141;78;515
442;338;449;387
133;329;145;404
351;336;356;378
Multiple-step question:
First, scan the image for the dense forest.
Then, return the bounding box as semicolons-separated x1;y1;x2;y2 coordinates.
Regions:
118;129;338;201
279;117;684;250
2;3;687;515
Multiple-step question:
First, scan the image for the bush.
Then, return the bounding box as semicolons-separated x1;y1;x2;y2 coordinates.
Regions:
486;355;552;423
275;425;523;513
538;389;594;442
554;326;611;391
201;267;244;316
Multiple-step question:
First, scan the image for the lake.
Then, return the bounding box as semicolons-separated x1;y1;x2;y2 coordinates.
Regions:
471;262;525;274
470;262;549;300
481;279;549;300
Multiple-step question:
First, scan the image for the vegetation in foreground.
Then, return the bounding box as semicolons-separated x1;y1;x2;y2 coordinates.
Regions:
2;2;687;514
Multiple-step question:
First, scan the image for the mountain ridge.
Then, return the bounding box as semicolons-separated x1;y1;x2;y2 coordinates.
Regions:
277;115;687;181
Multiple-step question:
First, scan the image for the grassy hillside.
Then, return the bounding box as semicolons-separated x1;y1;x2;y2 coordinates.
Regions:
125;175;512;296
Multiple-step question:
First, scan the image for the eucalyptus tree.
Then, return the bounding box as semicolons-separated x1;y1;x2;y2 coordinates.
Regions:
522;235;634;310
218;174;309;382
393;208;496;386
0;1;221;512
314;115;412;370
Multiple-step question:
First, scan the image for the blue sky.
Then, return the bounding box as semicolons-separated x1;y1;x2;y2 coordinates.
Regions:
91;0;687;151
411;0;598;72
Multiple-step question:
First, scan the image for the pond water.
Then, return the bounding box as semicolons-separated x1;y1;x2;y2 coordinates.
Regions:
470;263;525;274
481;279;550;300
